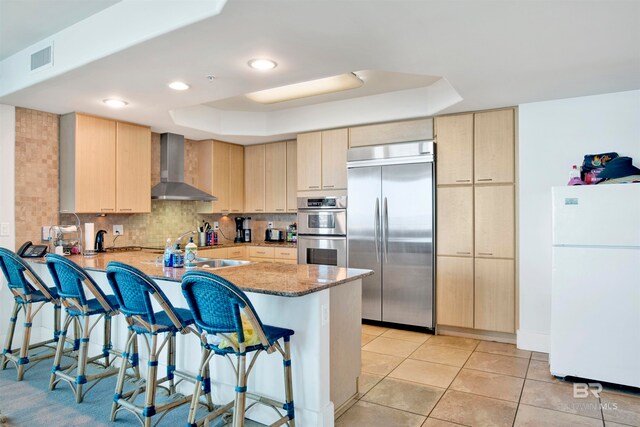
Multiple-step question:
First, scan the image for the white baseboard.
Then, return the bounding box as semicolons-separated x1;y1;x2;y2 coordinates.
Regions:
516;329;550;353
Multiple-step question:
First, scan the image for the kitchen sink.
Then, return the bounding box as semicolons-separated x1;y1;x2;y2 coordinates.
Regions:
139;257;250;269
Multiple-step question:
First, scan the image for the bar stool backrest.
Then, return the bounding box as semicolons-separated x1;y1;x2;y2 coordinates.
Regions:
0;248;55;301
45;254;116;313
106;261;190;331
181;270;269;347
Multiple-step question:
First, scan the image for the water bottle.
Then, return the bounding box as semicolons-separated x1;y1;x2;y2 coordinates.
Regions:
163;238;173;267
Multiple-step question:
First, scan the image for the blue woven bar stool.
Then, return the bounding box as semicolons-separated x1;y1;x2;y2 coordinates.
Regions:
181;270;295;427
0;248;62;381
45;254;131;403
106;262;211;427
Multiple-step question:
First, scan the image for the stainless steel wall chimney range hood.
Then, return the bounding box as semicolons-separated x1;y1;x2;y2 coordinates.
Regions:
151;133;217;201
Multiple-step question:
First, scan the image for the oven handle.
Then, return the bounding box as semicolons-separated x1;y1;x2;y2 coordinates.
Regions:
298;235;346;240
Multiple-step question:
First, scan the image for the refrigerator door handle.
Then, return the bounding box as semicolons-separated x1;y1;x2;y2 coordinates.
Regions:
383;196;389;262
374;197;380;262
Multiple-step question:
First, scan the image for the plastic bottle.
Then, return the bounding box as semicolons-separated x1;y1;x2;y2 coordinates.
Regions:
163;238;173;267
570;165;580;180
172;244;184;268
185;237;198;268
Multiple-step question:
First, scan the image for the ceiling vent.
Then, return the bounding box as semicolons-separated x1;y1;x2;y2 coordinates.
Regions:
30;43;53;72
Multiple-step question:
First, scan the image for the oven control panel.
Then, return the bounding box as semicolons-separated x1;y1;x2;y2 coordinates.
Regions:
297;196;347;210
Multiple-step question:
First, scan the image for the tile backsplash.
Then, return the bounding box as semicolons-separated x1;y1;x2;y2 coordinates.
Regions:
14;108;296;251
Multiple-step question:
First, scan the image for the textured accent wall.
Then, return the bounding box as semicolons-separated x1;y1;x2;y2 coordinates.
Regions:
14;110;296;250
14;108;59;249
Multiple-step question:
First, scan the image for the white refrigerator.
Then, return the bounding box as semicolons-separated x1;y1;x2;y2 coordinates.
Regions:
551;184;640;387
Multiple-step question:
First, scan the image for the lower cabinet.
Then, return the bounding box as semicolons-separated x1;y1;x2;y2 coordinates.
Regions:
436;256;474;329
474;258;515;333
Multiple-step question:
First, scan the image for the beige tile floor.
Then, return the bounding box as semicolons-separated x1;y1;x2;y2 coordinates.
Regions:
336;324;640;427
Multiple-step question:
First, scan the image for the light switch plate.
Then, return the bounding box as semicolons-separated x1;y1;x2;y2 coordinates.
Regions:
113;225;123;235
42;226;52;240
268;222;273;229
213;222;219;230
0;222;9;237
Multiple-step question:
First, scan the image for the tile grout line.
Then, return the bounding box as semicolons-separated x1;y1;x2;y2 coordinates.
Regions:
511;352;532;427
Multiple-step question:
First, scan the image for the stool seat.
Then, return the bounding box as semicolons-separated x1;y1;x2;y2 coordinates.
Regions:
65;294;120;316
14;286;58;304
129;308;195;334
206;324;294;355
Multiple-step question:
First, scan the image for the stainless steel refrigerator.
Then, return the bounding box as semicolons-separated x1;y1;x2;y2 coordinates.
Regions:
347;141;435;328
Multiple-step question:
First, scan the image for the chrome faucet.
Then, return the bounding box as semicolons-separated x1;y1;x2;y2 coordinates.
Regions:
173;230;196;248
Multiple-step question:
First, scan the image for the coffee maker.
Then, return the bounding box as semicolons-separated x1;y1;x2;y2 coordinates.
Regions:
234;217;252;243
234;217;245;243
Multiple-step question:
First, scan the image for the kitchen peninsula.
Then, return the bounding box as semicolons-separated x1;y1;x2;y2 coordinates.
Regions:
28;252;372;426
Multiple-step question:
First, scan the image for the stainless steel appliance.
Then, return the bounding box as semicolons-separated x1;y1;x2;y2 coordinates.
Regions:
297;196;347;267
347;140;435;328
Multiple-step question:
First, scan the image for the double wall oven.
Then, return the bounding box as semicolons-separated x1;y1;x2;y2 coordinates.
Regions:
297;196;347;267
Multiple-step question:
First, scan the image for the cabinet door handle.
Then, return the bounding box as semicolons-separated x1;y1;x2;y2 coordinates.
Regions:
477;178;493;182
478;252;493;256
255;209;263;212
276;209;284;211
455;179;471;183
308;186;320;189
101;208;114;211
456;251;471;255
324;185;335;188
119;208;132;211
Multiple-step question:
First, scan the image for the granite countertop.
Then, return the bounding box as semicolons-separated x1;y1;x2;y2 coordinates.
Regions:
140;241;297;252
31;251;372;297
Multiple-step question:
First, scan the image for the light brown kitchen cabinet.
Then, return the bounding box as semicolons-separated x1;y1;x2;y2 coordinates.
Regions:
265;142;287;212
197;141;244;214
116;122;151;213
244;144;266;212
435;114;474;185
228;144;245;213
321;128;348;190
297;132;322;191
435;107;516;335
474;185;515;259
286;140;297;212
474;109;515;184
436;256;474;328
436;186;473;256
60;113;151;214
474;258;515;333
349;118;432;148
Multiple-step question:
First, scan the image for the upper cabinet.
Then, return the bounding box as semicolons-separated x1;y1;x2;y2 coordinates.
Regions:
228;144;245;213
244;144;266;212
474;109;515;184
435;114;474;185
197;141;244;214
116;122;151;213
286;141;297;212
265;142;287;212
297;132;322;191
60;113;151;213
349;118;432;148
297;128;348;191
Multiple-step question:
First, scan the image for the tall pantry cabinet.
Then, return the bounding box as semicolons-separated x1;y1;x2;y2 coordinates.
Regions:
435;108;516;334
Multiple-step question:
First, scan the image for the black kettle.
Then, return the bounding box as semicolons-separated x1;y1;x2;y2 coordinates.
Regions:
95;230;107;252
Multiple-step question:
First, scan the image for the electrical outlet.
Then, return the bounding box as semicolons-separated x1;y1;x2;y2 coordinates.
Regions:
0;222;9;237
113;225;123;235
213;221;219;231
267;222;273;229
42;226;52;240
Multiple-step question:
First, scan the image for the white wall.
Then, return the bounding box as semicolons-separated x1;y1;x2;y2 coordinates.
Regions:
518;90;640;352
0;104;16;344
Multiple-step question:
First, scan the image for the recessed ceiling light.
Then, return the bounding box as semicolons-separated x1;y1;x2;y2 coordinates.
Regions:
103;98;128;108
168;81;190;90
248;58;277;71
246;73;364;104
